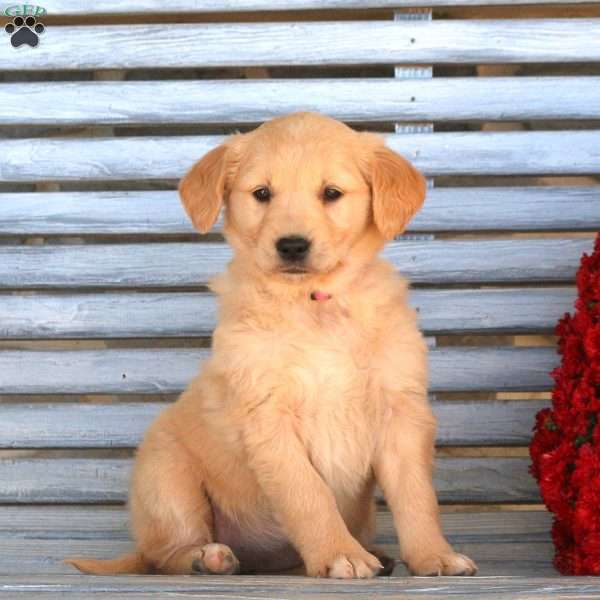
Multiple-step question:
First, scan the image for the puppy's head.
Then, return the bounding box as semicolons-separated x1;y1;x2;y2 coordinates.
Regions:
179;112;426;279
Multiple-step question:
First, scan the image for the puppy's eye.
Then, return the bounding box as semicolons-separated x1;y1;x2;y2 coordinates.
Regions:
253;187;271;202
323;187;343;202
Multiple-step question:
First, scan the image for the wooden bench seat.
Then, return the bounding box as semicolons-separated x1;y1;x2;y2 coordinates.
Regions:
0;0;599;596
0;507;557;576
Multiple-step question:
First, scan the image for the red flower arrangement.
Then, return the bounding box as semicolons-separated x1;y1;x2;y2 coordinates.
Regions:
530;233;600;575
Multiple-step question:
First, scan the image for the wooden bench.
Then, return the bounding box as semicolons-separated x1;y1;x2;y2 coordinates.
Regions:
0;1;599;597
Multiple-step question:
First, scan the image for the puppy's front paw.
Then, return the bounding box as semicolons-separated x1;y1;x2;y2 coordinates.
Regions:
308;549;383;579
408;551;477;576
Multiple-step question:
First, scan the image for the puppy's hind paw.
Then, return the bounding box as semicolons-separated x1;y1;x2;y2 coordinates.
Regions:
367;547;396;576
191;543;240;575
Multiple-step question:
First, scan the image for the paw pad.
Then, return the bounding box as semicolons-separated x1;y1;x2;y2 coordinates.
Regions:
5;16;45;48
191;543;239;575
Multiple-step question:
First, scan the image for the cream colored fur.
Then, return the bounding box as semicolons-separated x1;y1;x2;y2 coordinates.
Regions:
66;112;476;578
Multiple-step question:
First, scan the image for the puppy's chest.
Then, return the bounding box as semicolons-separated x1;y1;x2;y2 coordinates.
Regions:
219;299;381;488
290;299;377;378
277;301;378;489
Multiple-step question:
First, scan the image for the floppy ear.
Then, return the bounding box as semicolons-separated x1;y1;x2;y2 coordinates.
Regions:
368;144;427;240
178;144;230;233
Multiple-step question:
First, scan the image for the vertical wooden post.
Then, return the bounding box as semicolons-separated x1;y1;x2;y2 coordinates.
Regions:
393;9;433;137
394;9;435;354
393;8;434;241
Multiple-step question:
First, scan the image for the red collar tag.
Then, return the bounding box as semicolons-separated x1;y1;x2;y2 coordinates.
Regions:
310;290;332;302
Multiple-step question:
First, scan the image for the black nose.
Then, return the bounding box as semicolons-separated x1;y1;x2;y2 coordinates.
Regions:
276;236;311;262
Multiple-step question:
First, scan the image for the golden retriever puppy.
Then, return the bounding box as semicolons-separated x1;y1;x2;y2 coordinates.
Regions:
67;112;476;579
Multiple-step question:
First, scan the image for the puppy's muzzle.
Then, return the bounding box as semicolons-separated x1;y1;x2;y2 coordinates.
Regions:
276;235;311;263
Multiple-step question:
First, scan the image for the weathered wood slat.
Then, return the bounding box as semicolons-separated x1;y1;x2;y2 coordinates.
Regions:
0;506;133;539
0;287;575;339
2;132;599;181
29;0;598;13
1;188;598;235
0;292;217;339
0;543;555;577
0;238;591;289
0;507;553;577
0;191;193;236
0;457;539;503
13;577;600;600
11;540;556;580
0;506;551;542
9;575;600;600
410;187;600;232
13;576;600;600
0;399;548;449
0;348;210;395
0;346;557;394
433;399;547;446
413;287;575;335
1;21;600;71
3;78;600;125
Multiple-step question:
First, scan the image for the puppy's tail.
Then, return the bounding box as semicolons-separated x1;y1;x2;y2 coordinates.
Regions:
65;552;151;575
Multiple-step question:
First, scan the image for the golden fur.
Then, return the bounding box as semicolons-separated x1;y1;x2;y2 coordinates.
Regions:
66;112;476;578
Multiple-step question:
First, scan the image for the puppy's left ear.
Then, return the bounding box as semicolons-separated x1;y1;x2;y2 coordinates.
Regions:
364;139;427;240
179;138;242;233
179;145;228;233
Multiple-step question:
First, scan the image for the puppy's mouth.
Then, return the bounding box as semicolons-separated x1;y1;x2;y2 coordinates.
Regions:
276;258;340;277
279;266;311;275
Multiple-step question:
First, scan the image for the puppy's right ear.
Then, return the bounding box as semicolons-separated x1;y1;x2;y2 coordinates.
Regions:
178;144;230;233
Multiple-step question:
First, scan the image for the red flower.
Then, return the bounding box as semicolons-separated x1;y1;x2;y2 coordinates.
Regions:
585;324;600;362
530;233;600;575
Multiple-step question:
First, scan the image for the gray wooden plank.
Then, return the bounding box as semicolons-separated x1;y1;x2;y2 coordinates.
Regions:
0;238;592;288
1;188;598;235
11;578;600;600
0;506;132;539
0;191;192;236
0;506;552;542
429;347;556;392
0;403;167;449
2;77;600;125
0;346;557;394
1;131;599;181
10;576;600;600
0;348;210;395
0;287;576;339
0;542;555;578
30;0;598;13
0;292;217;339
1;21;599;71
433;399;548;446
0;507;554;577
0;505;559;583
0;399;548;449
0;457;539;503
413;287;576;335
410;187;600;233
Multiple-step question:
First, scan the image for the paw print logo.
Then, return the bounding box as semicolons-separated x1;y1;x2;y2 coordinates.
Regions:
5;16;45;48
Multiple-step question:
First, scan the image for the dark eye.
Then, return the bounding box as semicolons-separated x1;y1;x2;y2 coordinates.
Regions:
323;187;343;202
253;187;271;202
